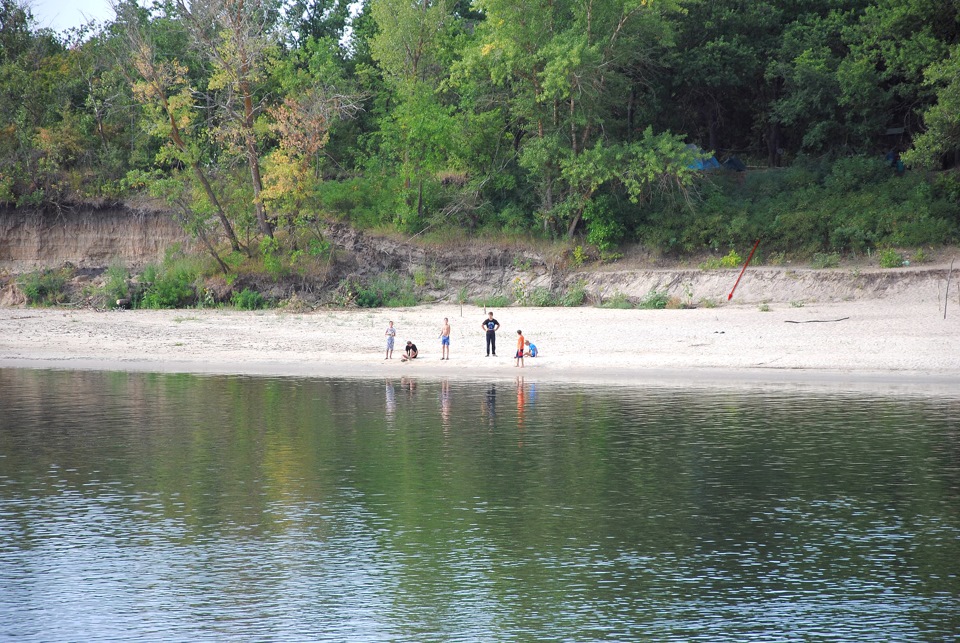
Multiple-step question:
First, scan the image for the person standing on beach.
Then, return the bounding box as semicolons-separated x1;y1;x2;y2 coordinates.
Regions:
385;321;396;359
482;311;500;356
440;317;451;360
515;330;525;368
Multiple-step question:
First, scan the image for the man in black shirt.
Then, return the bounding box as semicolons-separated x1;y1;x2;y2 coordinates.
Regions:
481;311;500;356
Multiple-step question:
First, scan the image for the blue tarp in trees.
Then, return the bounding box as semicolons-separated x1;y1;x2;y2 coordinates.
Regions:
686;144;721;170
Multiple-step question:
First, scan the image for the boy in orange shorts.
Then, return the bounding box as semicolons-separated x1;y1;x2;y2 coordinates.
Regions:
514;330;524;368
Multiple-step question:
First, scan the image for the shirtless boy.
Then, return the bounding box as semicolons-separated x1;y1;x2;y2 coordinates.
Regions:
440;318;451;360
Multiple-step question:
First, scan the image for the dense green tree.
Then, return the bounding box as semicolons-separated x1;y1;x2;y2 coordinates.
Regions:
905;43;960;170
119;3;243;250
667;0;790;164
174;0;285;237
0;0;957;256
839;0;958;150
0;1;79;203
367;0;464;229
284;0;353;49
461;0;698;241
262;35;363;217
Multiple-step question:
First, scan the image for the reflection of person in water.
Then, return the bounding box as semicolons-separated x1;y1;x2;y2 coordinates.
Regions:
483;383;497;426
385;379;396;426
440;379;451;430
516;376;526;432
402;376;417;398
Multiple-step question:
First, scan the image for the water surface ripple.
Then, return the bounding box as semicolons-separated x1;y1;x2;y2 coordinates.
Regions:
1;369;958;641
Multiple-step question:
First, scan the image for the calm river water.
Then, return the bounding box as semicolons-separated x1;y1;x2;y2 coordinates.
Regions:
1;368;958;641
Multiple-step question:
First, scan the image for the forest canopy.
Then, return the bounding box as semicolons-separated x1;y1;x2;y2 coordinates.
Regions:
1;0;958;259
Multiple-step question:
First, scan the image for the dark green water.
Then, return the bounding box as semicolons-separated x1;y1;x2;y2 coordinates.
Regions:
1;368;958;641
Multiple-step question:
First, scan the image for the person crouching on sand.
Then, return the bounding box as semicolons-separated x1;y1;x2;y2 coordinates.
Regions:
524;339;537;357
515;330;525;368
401;341;418;362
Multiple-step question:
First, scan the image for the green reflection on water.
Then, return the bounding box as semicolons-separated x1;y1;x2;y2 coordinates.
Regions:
1;369;958;641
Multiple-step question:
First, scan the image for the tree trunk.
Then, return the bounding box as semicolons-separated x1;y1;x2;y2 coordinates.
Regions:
708;104;719;154
566;190;594;239
162;95;243;252
570;96;577;155
191;162;243;253
173;202;230;274
241;78;273;238
417;178;424;219
766;122;781;167
195;225;231;274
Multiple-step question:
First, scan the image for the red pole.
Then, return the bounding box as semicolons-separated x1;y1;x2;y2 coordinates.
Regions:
727;239;761;301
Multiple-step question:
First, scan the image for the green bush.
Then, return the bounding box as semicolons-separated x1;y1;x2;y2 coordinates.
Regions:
829;225;876;254
720;249;744;268
412;266;429;288
878;249;904;268
560;280;587;307
140;269;196;308
141;263;159;285
475;294;512;308
314;176;399;229
583;195;626;253
17;268;71;306
700;249;743;269
355;271;419;308
259;236;287;281
355;287;382;308
600;291;633;309
637;289;669;309
101;264;130;303
811;252;840;269
138;257;201;309
638;155;957;257
528;287;557;307
231;288;266;310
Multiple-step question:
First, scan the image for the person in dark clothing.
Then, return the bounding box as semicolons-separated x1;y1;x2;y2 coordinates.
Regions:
481;311;500;356
400;341;418;362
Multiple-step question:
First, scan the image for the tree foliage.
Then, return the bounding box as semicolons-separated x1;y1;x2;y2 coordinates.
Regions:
0;0;957;256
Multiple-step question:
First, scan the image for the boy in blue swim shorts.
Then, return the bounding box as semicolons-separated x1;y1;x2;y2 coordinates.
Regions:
440;317;451;360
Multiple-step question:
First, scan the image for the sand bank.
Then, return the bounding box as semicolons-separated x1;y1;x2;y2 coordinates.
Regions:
2;287;958;393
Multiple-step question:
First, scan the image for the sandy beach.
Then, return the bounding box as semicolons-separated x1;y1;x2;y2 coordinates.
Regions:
2;281;958;393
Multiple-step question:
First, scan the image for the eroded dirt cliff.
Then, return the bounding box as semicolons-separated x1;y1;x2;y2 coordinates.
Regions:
0;205;955;308
0;205;192;269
